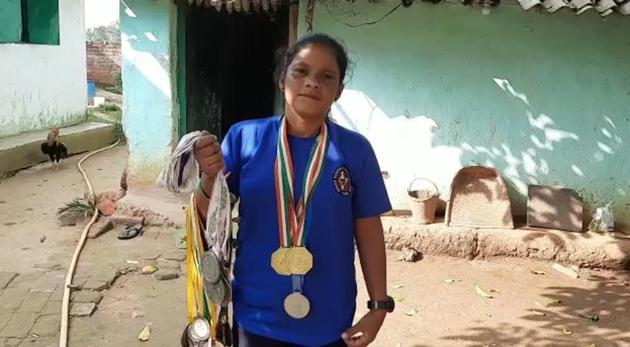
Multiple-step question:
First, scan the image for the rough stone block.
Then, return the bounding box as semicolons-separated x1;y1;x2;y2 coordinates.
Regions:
153;270;179;281
110;213;144;227
70;303;96;317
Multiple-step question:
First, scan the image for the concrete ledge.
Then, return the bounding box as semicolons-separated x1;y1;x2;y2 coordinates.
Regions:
0;122;116;174
383;216;630;270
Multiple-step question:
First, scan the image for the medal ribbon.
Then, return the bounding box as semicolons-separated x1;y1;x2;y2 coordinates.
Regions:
274;116;329;248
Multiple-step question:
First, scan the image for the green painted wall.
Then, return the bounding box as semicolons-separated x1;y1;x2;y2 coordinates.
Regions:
299;1;630;225
0;0;23;43
26;0;60;45
0;0;60;44
120;0;178;182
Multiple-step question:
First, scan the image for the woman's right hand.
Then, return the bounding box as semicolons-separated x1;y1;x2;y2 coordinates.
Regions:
194;130;224;180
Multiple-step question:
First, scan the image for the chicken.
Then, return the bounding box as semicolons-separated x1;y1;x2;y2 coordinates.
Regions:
40;128;68;166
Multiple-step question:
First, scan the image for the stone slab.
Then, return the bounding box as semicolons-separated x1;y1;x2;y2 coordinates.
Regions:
0;287;30;310
0;272;18;289
110;213;145;227
156;259;180;270
0;312;38;338
0;122;115;175
72;290;103;304
41;300;61;315
17;292;50;313
82;279;110;291
70;303;96;317
3;338;22;347
31;314;60;337
0;309;12;330
527;185;584;232
153;270;179;281
162;251;186;262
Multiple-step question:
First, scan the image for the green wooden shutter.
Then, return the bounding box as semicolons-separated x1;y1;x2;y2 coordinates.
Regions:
0;0;23;43
25;0;60;45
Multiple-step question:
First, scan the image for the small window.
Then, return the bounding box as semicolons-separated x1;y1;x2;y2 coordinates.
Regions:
0;0;59;45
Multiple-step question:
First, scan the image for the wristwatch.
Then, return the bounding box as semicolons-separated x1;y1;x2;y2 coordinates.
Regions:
367;295;395;313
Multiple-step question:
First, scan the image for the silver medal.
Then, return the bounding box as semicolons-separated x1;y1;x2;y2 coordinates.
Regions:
200;251;221;284
283;292;310;319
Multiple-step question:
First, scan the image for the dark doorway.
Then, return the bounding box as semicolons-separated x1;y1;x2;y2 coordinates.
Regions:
183;5;288;139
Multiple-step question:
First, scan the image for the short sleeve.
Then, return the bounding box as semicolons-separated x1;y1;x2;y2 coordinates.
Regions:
221;127;241;197
352;140;392;219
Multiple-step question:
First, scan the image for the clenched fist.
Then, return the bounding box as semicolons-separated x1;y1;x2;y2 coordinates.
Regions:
193;130;225;180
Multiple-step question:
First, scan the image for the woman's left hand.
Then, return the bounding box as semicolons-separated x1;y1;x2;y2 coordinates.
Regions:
341;310;387;346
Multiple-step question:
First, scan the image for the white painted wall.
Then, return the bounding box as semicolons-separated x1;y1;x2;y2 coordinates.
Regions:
0;0;87;138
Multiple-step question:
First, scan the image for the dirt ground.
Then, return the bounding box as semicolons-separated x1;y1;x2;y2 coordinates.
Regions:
1;146;629;347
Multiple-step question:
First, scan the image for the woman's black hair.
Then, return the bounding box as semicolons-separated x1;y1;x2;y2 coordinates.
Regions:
275;33;350;88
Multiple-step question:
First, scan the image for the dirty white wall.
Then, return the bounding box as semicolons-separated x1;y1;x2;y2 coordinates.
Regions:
0;0;87;138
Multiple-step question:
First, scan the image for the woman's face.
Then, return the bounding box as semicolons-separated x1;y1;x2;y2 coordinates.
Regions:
282;44;343;121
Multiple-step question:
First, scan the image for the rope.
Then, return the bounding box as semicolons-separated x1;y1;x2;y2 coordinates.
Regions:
59;139;121;347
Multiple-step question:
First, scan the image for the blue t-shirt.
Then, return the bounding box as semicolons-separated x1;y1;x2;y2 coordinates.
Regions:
221;116;391;346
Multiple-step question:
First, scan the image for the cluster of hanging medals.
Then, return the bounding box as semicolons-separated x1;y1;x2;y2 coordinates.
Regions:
272;116;329;319
157;131;234;347
184;169;234;346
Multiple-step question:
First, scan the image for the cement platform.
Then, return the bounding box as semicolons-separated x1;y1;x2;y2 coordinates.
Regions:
0;122;116;175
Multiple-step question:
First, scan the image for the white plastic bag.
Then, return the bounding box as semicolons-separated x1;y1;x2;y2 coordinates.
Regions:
588;202;614;233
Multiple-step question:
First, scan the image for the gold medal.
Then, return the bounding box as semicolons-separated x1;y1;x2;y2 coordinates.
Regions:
286;247;313;275
283;292;310;319
271;247;291;275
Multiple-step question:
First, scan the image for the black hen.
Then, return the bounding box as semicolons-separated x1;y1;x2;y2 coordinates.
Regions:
41;128;68;164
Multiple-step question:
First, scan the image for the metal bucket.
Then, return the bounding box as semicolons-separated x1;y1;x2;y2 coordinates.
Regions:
407;178;439;224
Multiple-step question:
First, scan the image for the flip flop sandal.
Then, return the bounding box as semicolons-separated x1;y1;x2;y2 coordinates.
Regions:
117;224;144;240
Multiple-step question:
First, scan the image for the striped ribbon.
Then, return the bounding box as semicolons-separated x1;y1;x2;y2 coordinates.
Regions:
274;116;329;248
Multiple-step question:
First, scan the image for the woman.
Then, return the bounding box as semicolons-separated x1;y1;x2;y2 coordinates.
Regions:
193;34;393;347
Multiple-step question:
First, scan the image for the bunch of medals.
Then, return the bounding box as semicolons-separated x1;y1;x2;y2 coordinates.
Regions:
272;117;329;319
200;171;233;346
159;131;234;347
184;171;233;347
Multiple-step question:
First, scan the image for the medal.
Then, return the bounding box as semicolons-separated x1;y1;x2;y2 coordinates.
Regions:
273;116;328;319
271;247;291;275
286;247;313;275
185;316;210;347
283;292;310;319
200;251;221;284
272;116;329;276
